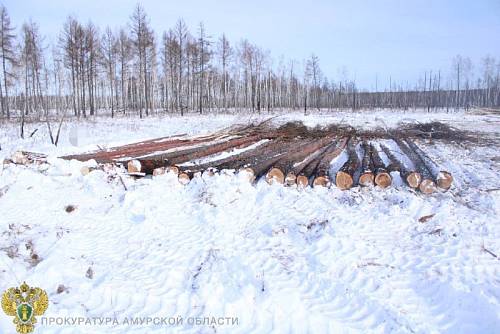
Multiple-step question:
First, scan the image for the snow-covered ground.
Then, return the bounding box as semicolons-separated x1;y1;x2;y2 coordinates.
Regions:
0;109;499;333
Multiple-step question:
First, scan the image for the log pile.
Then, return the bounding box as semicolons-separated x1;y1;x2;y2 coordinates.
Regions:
3;121;450;195
392;137;437;194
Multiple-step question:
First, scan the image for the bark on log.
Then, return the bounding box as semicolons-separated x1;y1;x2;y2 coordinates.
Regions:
227;138;321;183
335;139;359;190
177;169;202;185
380;144;422;189
312;137;349;187
392;137;436;194
178;138;280;174
158;134;271;165
62;135;217;163
125;135;272;174
359;141;374;186
404;139;453;190
370;143;392;188
289;138;343;187
10;151;48;165
293;152;325;187
178;138;298;183
295;146;331;187
265;136;336;185
61;123;258;163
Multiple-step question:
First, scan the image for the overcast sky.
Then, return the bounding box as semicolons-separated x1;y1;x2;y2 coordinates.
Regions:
4;0;500;89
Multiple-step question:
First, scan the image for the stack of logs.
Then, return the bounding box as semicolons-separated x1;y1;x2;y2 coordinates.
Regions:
8;123;454;194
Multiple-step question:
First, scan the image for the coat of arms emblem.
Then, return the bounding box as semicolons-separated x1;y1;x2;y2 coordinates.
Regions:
2;282;48;333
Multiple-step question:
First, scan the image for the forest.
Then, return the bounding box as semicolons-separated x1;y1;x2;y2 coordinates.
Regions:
0;3;499;126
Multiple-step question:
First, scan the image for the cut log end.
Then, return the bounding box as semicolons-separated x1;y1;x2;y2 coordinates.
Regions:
266;168;285;185
375;172;392;188
178;172;191;185
419;179;437;194
80;166;91;176
335;171;354;190
359;172;374;187
127;160;142;173
238;167;255;182
296;175;309;188
437;171;453;190
313;176;330;188
153;167;166;176
285;172;297;186
202;169;216;178
406;172;422;189
12;151;29;165
166;165;179;175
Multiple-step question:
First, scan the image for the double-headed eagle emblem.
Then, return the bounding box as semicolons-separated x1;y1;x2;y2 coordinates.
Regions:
2;282;48;333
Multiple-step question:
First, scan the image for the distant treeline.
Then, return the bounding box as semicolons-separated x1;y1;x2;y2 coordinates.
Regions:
0;4;498;122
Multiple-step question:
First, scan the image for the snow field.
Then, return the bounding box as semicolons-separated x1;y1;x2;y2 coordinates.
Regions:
0;109;499;333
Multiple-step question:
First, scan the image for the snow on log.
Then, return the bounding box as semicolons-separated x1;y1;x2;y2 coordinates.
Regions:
152;167;166;176
370;143;392;188
163;134;271;165
229;139;315;183
127;160;142;173
312;137;349;187
61;123;264;163
380;144;421;189
61;135;218;163
335;139;359;190
10;151;48;165
265;137;335;185
213;138;298;172
392;138;436;194
166;165;180;175
288;138;342;187
359;141;374;187
404;139;453;190
176;169;204;185
135;159;170;174
12;151;29;165
178;171;192;185
296;148;328;187
122;135;271;175
265;167;285;184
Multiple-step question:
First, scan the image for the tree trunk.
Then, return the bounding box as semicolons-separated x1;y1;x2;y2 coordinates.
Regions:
370;143;392;188
392;137;436;194
312;137;349;187
359;140;374;186
404;139;453;190
265;136;335;185
160;134;273;165
335;139;359;190
380;144;421;189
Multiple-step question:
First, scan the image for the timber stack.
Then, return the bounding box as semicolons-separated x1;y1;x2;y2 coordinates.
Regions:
7;121;454;195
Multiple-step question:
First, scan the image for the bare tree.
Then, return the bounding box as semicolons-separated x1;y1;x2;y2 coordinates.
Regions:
130;4;153;118
217;34;232;111
117;28;132;112
20;20;44;136
307;54;322;110
102;27;117;117
197;22;211;114
0;4;16;118
174;19;187;115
